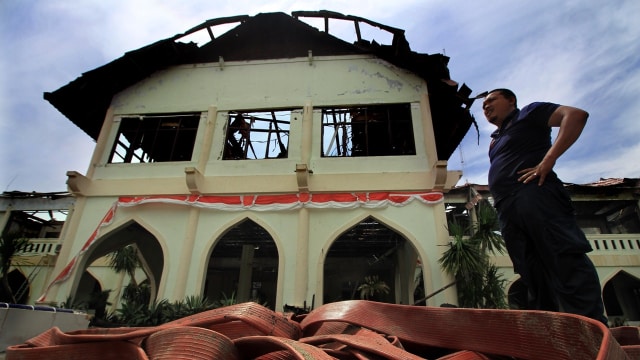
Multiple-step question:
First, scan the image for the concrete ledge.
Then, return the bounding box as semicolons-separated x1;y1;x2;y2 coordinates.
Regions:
0;303;90;352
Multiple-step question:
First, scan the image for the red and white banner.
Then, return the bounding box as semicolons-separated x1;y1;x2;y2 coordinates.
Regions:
38;191;443;302
117;191;444;211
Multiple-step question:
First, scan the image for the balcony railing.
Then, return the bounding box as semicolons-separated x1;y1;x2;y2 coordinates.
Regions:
17;234;640;258
16;239;61;256
588;234;640;255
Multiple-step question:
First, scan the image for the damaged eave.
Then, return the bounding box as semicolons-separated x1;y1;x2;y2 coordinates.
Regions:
44;39;200;140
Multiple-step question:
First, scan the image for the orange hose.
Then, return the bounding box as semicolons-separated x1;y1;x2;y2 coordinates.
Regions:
6;300;635;359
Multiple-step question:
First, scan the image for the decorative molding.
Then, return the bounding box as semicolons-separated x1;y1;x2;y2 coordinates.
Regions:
296;164;311;193
66;171;90;195
433;160;448;190
185;167;204;194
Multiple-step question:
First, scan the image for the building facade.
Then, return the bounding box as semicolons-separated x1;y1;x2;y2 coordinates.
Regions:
11;12;476;312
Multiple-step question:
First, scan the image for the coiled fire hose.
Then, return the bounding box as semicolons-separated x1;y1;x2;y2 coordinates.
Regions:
6;300;639;359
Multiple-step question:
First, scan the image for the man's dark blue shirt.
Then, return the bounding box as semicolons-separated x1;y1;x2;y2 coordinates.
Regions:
488;102;560;205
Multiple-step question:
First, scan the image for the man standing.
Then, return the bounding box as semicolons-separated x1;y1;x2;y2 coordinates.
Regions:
482;88;608;325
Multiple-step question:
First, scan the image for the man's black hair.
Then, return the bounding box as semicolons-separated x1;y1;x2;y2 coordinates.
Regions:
488;88;517;107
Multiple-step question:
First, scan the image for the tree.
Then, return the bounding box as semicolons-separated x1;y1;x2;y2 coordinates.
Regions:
108;244;148;309
108;244;140;287
0;232;30;303
438;200;508;309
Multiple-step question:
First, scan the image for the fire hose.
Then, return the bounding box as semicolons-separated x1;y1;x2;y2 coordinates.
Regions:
6;300;640;359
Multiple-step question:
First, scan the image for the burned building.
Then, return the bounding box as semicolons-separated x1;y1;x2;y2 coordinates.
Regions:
37;11;478;310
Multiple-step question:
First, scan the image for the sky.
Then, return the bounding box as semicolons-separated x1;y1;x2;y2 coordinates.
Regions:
1;0;639;192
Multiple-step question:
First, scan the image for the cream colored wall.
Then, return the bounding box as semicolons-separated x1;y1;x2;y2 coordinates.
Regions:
111;55;426;115
50;200;453;308
48;54;463;309
76;55;456;196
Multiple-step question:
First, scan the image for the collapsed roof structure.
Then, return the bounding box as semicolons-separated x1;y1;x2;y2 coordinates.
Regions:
44;10;476;160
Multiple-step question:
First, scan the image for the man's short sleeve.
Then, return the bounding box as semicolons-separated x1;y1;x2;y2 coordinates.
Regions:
520;102;560;126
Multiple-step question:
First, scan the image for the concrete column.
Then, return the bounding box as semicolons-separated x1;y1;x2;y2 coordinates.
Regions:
294;207;310;306
291;101;313;307
300;101;313;163
86;106;115;178
111;271;127;311
173;206;200;300
419;94;438;168
237;244;255;302
197;106;218;171
45;196;88;303
395;243;418;305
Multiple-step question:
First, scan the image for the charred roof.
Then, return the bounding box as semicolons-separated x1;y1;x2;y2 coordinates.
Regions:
44;11;476;160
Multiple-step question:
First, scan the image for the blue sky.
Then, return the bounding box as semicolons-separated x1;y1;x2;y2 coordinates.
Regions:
1;0;639;192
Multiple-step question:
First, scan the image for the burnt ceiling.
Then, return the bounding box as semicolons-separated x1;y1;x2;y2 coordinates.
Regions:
211;217;405;259
44;10;476;160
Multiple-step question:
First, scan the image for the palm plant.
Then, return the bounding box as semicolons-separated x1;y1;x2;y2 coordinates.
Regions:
472;201;505;254
107;244;140;287
439;222;485;279
214;291;237;307
438;199;507;309
184;294;214;313
0;232;30;303
356;275;390;301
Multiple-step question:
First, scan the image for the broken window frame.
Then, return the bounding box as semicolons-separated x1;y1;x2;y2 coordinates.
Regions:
108;113;201;164
222;109;294;160
320;103;416;157
574;200;640;234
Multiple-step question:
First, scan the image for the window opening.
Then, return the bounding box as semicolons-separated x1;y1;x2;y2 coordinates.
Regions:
321;103;415;157
4;211;65;239
444;203;472;236
223;110;292;160
575;200;640;234
109;113;200;163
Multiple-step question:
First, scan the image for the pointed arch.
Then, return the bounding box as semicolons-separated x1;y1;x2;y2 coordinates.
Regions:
602;269;640;325
69;219;165;306
0;269;28;304
72;271;102;310
203;216;281;310
320;213;423;305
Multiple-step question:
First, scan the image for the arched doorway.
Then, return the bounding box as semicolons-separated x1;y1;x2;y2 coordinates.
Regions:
0;269;28;304
603;270;640;325
72;271;110;319
71;221;163;307
323;216;420;305
205;218;279;309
